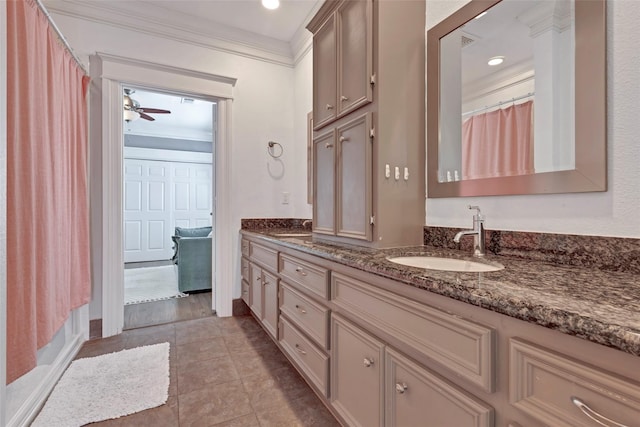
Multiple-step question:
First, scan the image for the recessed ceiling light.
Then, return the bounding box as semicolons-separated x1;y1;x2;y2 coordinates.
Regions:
262;0;279;10
474;11;488;19
488;56;505;66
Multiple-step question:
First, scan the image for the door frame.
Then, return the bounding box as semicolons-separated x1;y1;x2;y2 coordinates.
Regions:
91;53;237;337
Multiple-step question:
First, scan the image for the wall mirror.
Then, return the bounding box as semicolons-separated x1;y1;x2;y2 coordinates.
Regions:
427;0;606;197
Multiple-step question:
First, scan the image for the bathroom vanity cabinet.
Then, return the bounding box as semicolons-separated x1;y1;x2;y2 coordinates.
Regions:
307;0;425;248
240;232;640;427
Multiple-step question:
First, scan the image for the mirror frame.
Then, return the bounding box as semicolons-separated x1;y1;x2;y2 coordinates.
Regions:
427;0;606;198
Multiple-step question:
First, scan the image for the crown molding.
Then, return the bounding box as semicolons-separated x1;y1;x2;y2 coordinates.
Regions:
44;0;298;67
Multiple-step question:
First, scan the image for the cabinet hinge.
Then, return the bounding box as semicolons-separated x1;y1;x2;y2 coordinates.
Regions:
370;215;375;225
370;73;376;86
370;127;375;139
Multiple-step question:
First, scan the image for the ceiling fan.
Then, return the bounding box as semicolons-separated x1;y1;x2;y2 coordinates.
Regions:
123;88;171;122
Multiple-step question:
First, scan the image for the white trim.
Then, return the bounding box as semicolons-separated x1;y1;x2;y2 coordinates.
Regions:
123;147;212;164
93;54;236;337
1;2;8;423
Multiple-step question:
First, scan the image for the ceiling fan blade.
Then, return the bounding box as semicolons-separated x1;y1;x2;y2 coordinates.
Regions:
139;112;156;121
139;108;171;114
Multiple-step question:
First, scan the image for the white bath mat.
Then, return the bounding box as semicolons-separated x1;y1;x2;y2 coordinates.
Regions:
31;342;170;427
124;265;187;305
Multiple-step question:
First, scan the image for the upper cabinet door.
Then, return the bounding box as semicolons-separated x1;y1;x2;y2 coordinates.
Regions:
313;129;336;235
337;0;373;117
313;15;337;130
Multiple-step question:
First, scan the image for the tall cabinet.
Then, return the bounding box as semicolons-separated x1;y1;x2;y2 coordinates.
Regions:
307;0;425;248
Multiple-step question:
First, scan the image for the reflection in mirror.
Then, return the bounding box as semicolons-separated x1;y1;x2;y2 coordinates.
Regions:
427;0;606;197
439;0;574;183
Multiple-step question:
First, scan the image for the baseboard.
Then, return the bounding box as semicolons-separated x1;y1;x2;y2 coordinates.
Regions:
7;333;84;427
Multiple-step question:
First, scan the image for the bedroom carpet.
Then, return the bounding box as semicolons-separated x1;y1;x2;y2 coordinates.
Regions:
124;265;187;305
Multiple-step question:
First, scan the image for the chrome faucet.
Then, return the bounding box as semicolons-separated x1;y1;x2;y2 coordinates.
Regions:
453;205;486;257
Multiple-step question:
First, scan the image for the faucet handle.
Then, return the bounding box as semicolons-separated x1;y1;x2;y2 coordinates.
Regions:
467;205;484;220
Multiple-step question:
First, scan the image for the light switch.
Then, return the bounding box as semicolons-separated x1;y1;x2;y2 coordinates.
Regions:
404;167;409;181
394;166;400;180
385;164;391;179
282;192;290;204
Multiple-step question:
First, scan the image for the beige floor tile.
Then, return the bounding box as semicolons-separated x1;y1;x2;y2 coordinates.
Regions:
177;354;240;395
178;380;253;427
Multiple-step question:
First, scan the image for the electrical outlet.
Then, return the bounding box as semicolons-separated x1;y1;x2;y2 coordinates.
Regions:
282;191;290;205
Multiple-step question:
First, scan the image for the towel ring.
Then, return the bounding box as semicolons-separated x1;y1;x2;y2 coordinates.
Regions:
267;141;283;158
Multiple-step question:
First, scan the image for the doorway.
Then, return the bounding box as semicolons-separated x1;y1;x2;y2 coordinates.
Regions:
121;87;217;329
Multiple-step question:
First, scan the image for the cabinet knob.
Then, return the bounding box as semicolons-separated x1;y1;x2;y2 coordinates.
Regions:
325;143;334;149
295;343;307;355
295;304;307;314
571;396;627;427
395;383;408;394
295;266;307;276
363;358;374;367
255;277;261;281
326;104;334;110
339;136;348;142
341;95;349;101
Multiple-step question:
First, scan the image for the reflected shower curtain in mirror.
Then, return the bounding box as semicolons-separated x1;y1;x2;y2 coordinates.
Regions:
462;100;534;180
7;0;91;384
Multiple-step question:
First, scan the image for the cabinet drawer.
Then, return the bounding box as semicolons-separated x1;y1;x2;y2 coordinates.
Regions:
279;254;329;300
241;257;249;282
241;239;249;257
386;347;494;427
280;282;330;350
249;242;278;271
510;338;640;427
332;272;495;392
241;279;250;306
279;316;329;397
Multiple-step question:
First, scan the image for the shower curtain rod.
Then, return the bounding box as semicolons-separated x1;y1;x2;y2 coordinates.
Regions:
462;92;535;117
34;0;88;75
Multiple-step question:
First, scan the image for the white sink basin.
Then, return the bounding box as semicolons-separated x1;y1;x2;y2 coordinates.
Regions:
387;256;504;272
273;232;312;237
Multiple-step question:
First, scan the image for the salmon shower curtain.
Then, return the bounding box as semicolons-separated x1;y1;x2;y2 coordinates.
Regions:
6;0;91;384
462;100;534;180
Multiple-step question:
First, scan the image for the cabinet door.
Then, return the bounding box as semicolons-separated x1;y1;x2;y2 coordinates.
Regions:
336;113;372;240
249;263;263;319
262;270;279;339
313;15;337;130
337;0;373;117
385;348;494;427
331;314;384;427
313;129;336;235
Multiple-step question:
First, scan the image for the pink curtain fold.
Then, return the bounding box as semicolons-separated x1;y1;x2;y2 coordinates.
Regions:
7;0;91;384
462;100;534;180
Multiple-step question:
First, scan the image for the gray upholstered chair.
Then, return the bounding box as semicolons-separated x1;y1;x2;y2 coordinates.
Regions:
171;226;212;293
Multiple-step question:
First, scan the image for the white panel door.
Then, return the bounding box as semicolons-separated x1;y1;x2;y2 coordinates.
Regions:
124;159;172;262
171;162;213;231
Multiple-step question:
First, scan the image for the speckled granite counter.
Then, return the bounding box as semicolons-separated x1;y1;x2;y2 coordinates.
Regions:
241;227;640;357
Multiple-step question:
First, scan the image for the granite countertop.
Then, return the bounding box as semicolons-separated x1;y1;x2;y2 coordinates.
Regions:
241;227;640;357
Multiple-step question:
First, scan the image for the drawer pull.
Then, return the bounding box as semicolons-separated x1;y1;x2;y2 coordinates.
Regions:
263;280;269;286
363;357;374;368
339;136;349;142
395;383;408;394
295;304;307;314
255;276;261;281
295;344;307;355
295;267;308;276
341;95;349;101
570;396;628;427
326;104;334;110
325;143;334;149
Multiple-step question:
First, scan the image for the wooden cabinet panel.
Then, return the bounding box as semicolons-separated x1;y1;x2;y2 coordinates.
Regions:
241;279;250;306
280;316;329;398
332;272;495;392
262;270;279;339
279;253;329;301
510;339;640;427
331;314;384;427
280;282;330;350
337;0;373;117
336;113;372;240
249;241;278;270
313;129;336;235
241;238;249;257
313;15;337;129
241;257;249;282
385;347;494;427
249;262;262;319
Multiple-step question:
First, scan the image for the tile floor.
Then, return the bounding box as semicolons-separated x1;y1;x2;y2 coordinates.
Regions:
78;315;340;426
